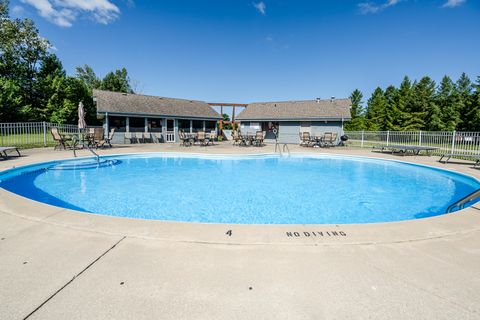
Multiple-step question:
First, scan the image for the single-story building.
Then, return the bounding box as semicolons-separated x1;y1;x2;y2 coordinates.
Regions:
93;89;222;143
236;98;352;144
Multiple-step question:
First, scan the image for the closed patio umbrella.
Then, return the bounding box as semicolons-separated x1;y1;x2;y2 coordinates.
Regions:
78;101;87;130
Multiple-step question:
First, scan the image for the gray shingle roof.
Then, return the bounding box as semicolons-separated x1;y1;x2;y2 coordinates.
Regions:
93;90;222;120
236;99;352;121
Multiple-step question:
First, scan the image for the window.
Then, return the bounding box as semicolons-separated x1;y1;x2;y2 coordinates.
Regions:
178;119;191;132
109;116;126;132
148;118;163;132
205;121;216;131
129;117;145;132
192;120;204;132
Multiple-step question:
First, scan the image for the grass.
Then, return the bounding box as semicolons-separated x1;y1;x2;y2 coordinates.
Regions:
0;133;56;149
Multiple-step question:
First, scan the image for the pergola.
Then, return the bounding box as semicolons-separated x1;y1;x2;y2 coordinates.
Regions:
208;103;247;130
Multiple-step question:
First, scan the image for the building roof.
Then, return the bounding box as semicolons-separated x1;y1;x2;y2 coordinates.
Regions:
236;98;352;121
93;90;222;120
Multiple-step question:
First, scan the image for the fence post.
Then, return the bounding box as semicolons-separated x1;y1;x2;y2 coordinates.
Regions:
419;131;422;146
451;130;456;154
43;122;47;147
361;130;364;148
386;131;390;146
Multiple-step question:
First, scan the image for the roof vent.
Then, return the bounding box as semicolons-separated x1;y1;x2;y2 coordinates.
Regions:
330;96;335;102
122;93;128;96
316;98;321;103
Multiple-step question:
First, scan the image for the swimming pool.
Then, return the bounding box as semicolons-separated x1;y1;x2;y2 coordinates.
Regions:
1;153;479;224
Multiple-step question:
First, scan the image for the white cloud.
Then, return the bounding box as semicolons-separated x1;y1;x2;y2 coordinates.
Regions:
11;5;25;15
442;0;466;8
254;2;266;15
21;0;120;27
358;0;401;14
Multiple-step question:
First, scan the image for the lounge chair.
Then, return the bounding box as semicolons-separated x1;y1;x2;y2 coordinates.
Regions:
98;128;115;148
50;127;71;150
372;145;439;156
439;153;480;167
0;147;21;159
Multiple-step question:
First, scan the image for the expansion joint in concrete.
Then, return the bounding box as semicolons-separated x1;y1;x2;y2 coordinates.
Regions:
23;236;126;320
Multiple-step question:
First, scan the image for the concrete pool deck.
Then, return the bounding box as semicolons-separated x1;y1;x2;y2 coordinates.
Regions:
1;143;480;319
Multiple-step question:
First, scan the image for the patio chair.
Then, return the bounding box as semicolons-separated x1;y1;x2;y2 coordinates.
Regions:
300;132;313;147
151;132;163;143
97;128;115;148
124;132;134;144
142;132;152;143
232;131;241;146
255;131;265;147
323;132;333;148
92;128;105;148
50;127;71;150
208;130;216;146
179;130;191;147
197;131;209;146
0;147;21;159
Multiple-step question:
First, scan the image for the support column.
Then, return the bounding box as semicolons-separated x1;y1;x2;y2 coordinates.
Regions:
105;113;109;133
126;117;130;132
190;120;193;133
144;117;148;132
203;121;206;131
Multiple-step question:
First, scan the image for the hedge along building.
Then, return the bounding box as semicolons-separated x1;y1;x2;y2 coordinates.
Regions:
236;98;352;144
93;90;222;143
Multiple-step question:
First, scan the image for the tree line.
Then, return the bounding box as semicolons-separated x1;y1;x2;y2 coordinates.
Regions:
0;0;133;124
345;74;480;132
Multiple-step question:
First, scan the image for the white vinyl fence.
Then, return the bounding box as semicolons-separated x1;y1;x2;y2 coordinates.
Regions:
344;131;480;156
0;122;91;148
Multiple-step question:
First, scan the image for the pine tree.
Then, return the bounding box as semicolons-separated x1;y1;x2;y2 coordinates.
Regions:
395;76;413;131
383;85;400;131
365;87;386;131
465;76;480;131
436;76;461;131
456;73;474;131
344;89;365;130
411;77;438;131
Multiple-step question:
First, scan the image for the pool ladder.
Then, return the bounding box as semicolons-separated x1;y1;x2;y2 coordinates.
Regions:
275;141;290;156
447;188;480;213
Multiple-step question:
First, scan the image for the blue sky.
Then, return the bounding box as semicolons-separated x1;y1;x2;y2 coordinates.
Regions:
9;0;480;104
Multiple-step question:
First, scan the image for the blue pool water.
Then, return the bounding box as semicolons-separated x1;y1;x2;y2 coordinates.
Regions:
1;153;479;224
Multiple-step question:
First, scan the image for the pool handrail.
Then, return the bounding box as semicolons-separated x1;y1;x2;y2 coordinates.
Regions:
447;188;480;213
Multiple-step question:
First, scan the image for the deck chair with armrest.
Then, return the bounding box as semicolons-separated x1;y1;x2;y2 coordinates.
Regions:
197;131;208;146
92;128;105;149
322;132;333;148
300;132;313;147
255;131;265;147
50;127;71;150
98;128;116;148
